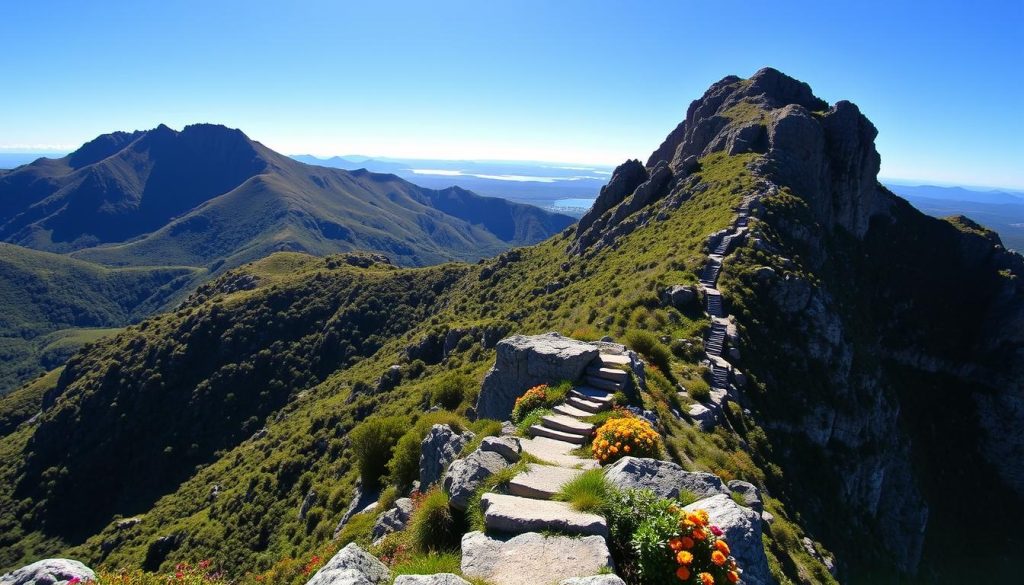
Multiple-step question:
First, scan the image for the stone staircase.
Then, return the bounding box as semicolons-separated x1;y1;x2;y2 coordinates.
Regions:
699;257;722;287
705;288;725;317
705;319;728;357
463;354;623;584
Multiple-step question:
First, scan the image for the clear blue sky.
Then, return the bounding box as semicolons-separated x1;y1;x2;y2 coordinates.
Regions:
1;0;1022;188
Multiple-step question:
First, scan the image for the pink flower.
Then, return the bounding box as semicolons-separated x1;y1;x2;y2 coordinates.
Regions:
710;525;723;536
68;579;81;585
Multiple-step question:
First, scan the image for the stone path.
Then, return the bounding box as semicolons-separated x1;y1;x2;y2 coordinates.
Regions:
462;355;624;585
687;205;753;428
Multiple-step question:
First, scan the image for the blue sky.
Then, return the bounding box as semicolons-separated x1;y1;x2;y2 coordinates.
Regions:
1;0;1022;188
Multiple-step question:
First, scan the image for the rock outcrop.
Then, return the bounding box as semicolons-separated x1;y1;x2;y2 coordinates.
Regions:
442;449;510;510
476;333;599;420
604;457;729;500
419;425;473;489
0;559;95;585
460;532;613;585
305;543;389;585
371;498;413;544
685;495;772;585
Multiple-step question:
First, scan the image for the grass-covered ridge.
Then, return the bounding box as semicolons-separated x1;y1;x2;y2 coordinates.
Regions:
0;153;839;584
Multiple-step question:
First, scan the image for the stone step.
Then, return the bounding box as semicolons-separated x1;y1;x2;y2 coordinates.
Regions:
552;403;594;419
528;424;586;445
596;353;631;367
519;437;599;469
541;414;594;437
507;464;584;500
586;366;629;382
480;493;608;537
585;376;624;392
461;531;613;585
566;396;604;414
572;387;614;402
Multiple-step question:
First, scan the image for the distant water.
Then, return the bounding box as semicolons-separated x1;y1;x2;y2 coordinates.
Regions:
553;198;595;208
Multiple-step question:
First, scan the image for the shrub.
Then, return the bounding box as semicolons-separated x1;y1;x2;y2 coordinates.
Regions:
554;469;613;513
408;487;460;553
606;490;743;585
350;415;407;488
429;372;468;410
687;379;712;402
515;407;552;436
624;329;673;373
592;416;661;465
512;384;548;423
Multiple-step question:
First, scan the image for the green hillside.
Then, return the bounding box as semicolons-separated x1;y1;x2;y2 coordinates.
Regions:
0;243;201;395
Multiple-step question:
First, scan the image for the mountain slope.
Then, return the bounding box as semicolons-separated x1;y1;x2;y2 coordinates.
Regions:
0;124;574;268
0;69;1019;585
0;242;201;396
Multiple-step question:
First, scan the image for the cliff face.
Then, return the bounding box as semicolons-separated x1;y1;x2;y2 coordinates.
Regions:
575;67;1024;580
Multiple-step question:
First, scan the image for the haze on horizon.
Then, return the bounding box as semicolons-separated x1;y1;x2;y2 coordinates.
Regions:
1;0;1022;189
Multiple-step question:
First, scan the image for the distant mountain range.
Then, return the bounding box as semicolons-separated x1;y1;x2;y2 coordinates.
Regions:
885;184;1024;251
0;125;574;269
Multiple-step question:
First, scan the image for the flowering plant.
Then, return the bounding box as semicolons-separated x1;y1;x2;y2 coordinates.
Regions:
592;415;661;464
511;384;548;423
665;506;741;584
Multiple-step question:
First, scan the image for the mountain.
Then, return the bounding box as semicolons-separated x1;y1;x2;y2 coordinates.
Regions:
0;124;574;269
0;69;1020;585
0;242;200;396
886;184;1024;251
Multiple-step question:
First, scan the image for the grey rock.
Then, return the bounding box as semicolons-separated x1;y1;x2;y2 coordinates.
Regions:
604;457;729;500
442;449;509;510
299;489;318;520
461;531;613;585
371;497;413;543
728;480;763;513
333;481;380;539
0;559;95;585
479;436;521;462
476;333;599;420
661;284;696;309
419;424;473;489
761;511;775;524
684;495;773;585
305;543;389;585
499;421;516;436
560;576;627;585
575;160;647;237
393;575;470;585
480;493;608;537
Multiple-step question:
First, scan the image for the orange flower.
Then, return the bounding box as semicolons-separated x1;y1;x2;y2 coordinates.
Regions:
676;550;694;565
727;571;739;583
699;572;715;585
697;509;710;525
675;566;691;581
687;512;703;526
715;539;731;555
711;550;727;566
680;536;695;549
669;537;684;551
692;528;706;540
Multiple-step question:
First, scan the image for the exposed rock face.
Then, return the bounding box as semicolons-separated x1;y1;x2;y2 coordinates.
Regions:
576;159;647;236
604;457;729;500
476;333;599;420
305;543;389;585
727;480;763;514
442;449;510;510
419;424;473;489
478;435;521;462
371;497;413;543
684;495;773;585
461;531;613;585
0;559;95;585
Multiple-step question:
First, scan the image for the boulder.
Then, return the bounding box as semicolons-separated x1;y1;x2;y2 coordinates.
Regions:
684;495;773;585
442;449;509;510
393;575;470;585
461;531;613;585
305;543;389;585
560;576;627;585
728;480;764;514
476;333;600;420
371;497;413;543
604;457;729;500
661;284;696;309
0;559;95;585
419;425;473;489
479;436;521;462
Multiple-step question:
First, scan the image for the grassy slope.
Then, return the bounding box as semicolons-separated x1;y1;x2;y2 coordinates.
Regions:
0;154;834;584
0;243;201;395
